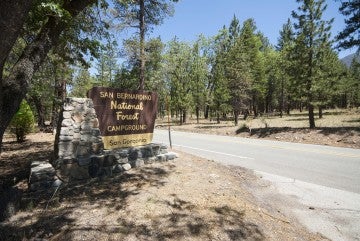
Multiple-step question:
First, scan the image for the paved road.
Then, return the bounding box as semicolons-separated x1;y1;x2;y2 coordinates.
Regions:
153;129;360;240
153;129;360;194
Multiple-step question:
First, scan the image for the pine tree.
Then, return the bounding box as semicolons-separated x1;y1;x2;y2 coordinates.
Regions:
239;19;266;117
210;27;231;123
313;46;344;118
291;0;334;128
165;38;192;124
225;16;252;125
347;59;360;106
264;48;281;114
277;19;295;117
96;40;118;86
190;36;208;123
70;68;95;97
112;0;178;90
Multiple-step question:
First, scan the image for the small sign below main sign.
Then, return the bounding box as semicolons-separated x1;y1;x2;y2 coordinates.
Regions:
88;87;158;149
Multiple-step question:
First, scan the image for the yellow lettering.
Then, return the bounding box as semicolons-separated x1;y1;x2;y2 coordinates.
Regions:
116;111;140;121
110;100;144;110
107;124;147;132
100;91;114;99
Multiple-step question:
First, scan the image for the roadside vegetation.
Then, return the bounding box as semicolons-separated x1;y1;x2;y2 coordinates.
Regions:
157;108;360;149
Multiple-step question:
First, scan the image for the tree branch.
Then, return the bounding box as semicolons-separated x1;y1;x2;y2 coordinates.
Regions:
0;0;97;150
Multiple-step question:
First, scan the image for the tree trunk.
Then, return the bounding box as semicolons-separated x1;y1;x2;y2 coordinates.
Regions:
195;106;200;124
308;104;315;128
182;110;187;124
252;94;258;117
253;105;258;118
51;78;67;127
30;95;46;128
138;0;145;91
234;110;239;126
179;110;182;125
204;105;209;119
0;0;34;152
280;79;284;118
0;0;96;152
243;109;249;120
318;106;323;119
216;112;220;124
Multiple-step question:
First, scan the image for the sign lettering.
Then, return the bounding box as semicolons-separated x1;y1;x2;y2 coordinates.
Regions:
88;87;158;149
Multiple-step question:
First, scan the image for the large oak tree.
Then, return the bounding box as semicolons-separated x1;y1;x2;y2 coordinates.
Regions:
0;0;98;151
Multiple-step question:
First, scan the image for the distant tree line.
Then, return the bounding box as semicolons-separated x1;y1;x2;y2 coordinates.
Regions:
0;0;359;149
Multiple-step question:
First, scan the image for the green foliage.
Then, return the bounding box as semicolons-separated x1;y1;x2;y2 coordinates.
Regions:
277;19;295;115
22;0;105;67
28;53;73;127
239;19;267;116
210;27;231;120
112;0;176;31
189;36;209;122
112;65;139;90
164;38;193;123
96;40;119;86
111;0;178;89
346;58;360;106
290;0;334;128
264;49;281;113
336;0;360;50
226;23;252;118
69;68;96;97
9;100;35;142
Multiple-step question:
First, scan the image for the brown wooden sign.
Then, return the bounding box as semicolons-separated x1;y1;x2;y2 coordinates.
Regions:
88;87;158;149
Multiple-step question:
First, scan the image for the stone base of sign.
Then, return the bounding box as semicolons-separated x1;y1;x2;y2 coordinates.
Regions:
53;97;103;161
28;97;177;192
52;143;178;182
29;161;62;193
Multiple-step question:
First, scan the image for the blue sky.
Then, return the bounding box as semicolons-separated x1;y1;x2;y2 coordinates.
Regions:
146;0;355;58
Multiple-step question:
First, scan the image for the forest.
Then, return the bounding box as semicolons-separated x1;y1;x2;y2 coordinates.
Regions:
0;0;359;148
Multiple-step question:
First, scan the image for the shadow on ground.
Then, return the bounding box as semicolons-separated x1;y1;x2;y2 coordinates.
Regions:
0;141;51;192
112;194;264;241
0;164;174;240
1;133;266;240
236;126;360;138
0;162;264;241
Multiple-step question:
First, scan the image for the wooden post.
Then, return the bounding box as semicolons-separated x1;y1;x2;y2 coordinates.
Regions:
166;96;172;149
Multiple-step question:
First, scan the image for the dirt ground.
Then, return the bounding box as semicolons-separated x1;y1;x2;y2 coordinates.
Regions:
156;109;360;149
0;133;328;241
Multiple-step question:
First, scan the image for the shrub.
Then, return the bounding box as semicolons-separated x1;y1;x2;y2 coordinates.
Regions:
9;100;35;142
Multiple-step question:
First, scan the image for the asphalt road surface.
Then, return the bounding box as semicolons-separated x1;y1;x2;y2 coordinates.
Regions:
153;129;360;241
153;129;360;193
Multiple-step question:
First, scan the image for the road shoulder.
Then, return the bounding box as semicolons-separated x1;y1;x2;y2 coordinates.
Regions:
248;171;360;241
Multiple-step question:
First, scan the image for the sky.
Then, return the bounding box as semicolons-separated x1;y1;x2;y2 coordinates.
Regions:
145;0;355;59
